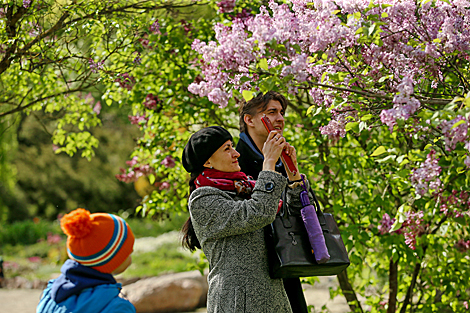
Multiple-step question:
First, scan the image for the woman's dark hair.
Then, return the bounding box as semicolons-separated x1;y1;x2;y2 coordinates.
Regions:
181;172;202;251
238;91;289;133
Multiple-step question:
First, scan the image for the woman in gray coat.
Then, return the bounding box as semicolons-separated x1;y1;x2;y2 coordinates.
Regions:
181;126;308;313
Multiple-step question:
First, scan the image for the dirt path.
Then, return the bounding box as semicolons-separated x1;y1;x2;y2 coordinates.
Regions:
0;281;350;313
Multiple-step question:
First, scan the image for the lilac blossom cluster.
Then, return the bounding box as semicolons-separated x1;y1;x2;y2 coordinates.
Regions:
217;0;236;13
150;20;161;34
89;59;104;73
378;213;396;235
133;53;142;65
128;114;148;125
410;150;442;196
189;0;470;134
161;155;176;168
115;73;136;90
23;0;31;9
455;239;470;253
436;190;470;217
440;116;468;151
380;76;421;132
143;93;161;110
319;106;357;141
116;156;154;183
401;211;426;250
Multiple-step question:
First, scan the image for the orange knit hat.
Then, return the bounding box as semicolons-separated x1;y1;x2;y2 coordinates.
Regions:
60;208;135;274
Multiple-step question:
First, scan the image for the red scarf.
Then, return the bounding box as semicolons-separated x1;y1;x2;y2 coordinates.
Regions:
195;169;283;212
195;169;256;198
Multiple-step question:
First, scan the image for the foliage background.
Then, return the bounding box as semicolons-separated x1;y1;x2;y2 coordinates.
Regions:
1;0;470;312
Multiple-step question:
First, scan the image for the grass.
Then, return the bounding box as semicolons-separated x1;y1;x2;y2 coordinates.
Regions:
0;212;197;282
120;243;198;279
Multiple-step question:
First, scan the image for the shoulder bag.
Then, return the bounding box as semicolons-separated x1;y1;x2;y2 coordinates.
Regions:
265;186;350;278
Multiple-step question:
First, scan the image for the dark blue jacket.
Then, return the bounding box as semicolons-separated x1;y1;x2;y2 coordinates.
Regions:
37;259;135;313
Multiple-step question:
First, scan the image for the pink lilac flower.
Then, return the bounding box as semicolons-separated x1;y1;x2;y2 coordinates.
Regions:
28;22;41;37
207;88;230;108
47;233;62;245
143;93;160;110
319;106;357;141
92;102;101;115
378;213;396;235
28;256;42;263
455;239;470;253
89;59;104;73
4;261;19;270
380;76;421;132
150;20;161;34
139;38;151;49
23;0;31;9
159;182;171;190
126;156;139;167
465;156;470;167
115;73;136;90
180;19;192;35
437;190;470;217
0;8;5;18
161;156;176;168
128;114;148;125
464;301;469;310
401;211;425;250
217;0;236;13
410;150;442;196
440;116;468;151
116;159;154;183
235;9;252;23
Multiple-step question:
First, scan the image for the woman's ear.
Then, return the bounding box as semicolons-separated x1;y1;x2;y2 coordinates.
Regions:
244;114;255;127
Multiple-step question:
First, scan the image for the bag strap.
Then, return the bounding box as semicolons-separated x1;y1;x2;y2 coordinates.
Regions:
300;176;328;231
279;189;292;228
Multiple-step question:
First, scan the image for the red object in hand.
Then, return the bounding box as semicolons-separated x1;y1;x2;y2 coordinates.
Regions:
261;115;298;175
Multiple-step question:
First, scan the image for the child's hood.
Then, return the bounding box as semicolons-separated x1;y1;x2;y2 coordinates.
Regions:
51;259;117;303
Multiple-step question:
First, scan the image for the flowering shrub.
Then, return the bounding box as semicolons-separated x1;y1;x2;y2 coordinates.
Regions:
184;1;470;311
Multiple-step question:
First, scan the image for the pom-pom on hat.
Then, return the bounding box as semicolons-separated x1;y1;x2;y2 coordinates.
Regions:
182;126;233;173
61;208;135;274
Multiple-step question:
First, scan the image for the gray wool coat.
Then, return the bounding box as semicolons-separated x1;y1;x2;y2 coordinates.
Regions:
189;171;309;313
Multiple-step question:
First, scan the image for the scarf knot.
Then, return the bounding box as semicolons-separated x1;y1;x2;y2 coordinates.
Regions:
195;169;256;198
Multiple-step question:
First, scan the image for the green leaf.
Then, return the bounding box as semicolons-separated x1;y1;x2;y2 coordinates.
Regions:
242;90;254;102
307;105;322;116
258;58;269;71
148;174;155;185
451;119;466;129
361;114;373;121
371;146;386;157
345;122;359;133
381;12;388;18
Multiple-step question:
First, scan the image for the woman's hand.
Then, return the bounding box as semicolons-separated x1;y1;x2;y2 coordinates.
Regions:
284;143;301;181
262;131;286;172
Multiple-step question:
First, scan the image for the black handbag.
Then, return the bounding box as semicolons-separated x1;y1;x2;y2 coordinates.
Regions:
265;187;350;278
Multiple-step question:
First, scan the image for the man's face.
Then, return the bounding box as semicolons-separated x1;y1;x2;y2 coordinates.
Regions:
249;100;285;140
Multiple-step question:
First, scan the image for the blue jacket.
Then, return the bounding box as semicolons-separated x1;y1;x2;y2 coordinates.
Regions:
37;260;135;313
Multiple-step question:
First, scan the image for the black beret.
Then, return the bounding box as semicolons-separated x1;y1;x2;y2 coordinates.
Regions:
182;126;233;173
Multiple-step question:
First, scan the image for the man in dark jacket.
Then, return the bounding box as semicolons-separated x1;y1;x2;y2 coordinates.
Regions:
236;91;309;313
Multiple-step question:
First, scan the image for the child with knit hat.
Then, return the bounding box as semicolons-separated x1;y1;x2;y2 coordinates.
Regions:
37;208;136;313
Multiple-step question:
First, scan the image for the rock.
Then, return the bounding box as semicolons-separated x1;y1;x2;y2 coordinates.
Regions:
122;271;208;313
4;277;33;289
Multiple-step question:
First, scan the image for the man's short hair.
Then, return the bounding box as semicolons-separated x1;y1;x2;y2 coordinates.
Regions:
238;91;289;133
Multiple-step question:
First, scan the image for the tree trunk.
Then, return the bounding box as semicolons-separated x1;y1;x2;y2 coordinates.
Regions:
337;269;363;313
388;257;399;313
